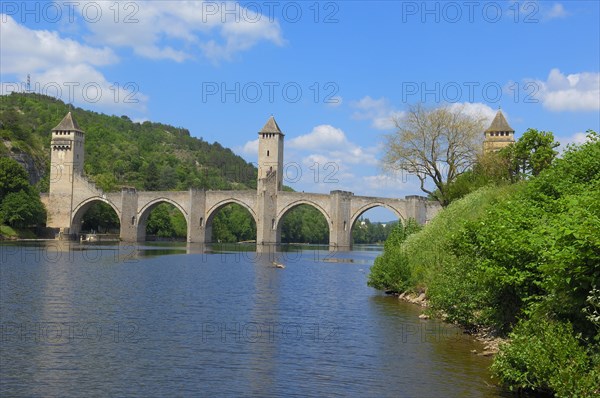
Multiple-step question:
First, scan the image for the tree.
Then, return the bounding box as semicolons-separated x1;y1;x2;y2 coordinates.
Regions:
0;157;30;200
81;202;120;233
437;151;512;205
384;104;485;206
144;161;160;191
501;128;559;180
0;189;46;227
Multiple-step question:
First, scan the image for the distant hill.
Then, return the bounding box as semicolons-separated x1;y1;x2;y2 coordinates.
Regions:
0;92;257;192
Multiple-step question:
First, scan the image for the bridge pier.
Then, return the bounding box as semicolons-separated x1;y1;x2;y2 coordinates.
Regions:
119;188;139;242
256;176;279;245
329;190;353;249
187;189;206;243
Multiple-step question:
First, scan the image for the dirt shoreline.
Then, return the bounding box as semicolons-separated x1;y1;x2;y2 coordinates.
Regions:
396;291;505;357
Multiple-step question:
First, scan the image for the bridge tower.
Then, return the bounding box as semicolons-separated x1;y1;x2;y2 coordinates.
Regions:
483;109;515;153
256;116;284;245
47;112;85;232
257;116;284;191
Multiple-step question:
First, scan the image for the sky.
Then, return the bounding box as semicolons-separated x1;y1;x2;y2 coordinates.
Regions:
1;0;599;221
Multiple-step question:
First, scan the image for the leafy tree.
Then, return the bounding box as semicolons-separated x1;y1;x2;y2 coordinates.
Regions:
501;128;559;180
211;204;256;243
146;204;179;238
159;165;178;190
80;202;120;233
0;157;30;199
144;161;160;191
352;218;397;244
383;104;486;206
438;151;512;204
0;189;46;227
281;205;329;244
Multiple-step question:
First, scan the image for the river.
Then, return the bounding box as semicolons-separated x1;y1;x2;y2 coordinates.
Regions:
0;242;508;397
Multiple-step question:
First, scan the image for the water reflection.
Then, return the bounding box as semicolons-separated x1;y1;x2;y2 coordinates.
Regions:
0;242;507;397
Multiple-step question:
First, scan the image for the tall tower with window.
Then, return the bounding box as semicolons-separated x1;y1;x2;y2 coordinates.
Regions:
257;116;284;192
48;112;85;228
483;110;515;153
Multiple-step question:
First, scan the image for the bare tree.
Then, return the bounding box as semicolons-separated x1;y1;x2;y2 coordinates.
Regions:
383;104;485;206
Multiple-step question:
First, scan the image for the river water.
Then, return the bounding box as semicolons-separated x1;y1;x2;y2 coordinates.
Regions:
0;242;507;397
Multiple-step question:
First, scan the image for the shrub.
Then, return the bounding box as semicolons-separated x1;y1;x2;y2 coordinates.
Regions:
492;315;599;397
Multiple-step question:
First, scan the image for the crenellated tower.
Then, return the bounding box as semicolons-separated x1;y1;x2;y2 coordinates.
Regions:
256;116;284;245
47;112;85;230
257;116;284;192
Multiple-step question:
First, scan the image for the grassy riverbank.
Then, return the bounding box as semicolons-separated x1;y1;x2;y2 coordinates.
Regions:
0;225;38;240
369;134;600;396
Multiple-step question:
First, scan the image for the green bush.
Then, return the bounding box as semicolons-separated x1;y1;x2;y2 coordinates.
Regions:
368;219;421;292
492;315;599;397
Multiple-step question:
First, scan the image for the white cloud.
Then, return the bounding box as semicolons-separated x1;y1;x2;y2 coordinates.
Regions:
533;69;600;111
2;64;149;113
558;131;593;152
240;138;259;156
288;125;347;150
351;96;404;130
0;14;117;74
288;125;380;167
545;3;568;20
75;1;284;63
0;15;147;113
447;102;498;126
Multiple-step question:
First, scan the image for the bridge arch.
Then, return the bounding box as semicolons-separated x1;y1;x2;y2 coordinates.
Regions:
71;196;121;235
275;200;332;244
136;198;190;241
205;199;258;243
275;200;332;230
350;202;405;229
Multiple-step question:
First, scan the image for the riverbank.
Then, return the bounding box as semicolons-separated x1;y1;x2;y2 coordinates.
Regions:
0;225;37;240
396;290;505;357
369;136;600;397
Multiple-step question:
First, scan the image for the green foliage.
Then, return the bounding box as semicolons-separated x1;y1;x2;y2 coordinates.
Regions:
501;128;559;180
0;93;257;193
146;203;187;239
439;129;559;205
0;224;37;239
492;315;600;397
0;189;46;228
211;204;256;243
0;157;46;228
0;156;30;199
441;151;512;204
80;202;120;233
352;218;396;244
369;131;600;395
367;219;421;292
281;205;329;244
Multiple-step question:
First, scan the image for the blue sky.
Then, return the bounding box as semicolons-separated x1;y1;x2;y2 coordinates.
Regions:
1;1;599;220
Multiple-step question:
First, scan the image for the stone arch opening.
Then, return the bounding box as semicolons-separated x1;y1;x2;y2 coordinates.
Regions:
205;200;257;243
350;204;404;245
71;198;120;238
276;202;331;244
137;199;189;242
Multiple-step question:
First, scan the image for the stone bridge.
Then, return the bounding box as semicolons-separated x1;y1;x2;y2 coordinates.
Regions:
44;113;440;247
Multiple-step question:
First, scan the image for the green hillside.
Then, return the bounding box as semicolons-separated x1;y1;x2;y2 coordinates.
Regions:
0;92;257;192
